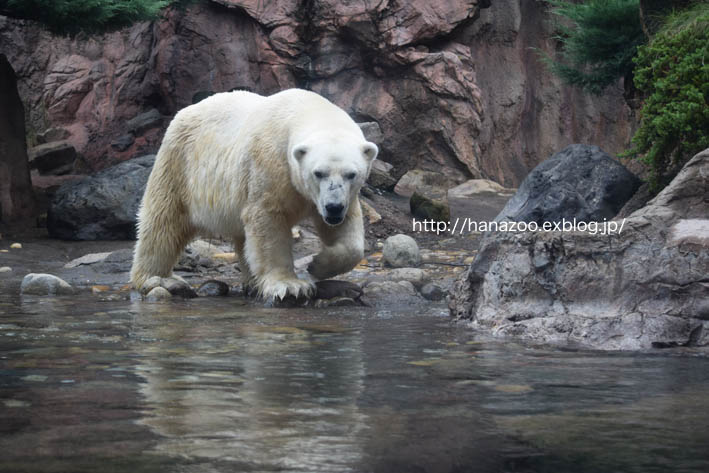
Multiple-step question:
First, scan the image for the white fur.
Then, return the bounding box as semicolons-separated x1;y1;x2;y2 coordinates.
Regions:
130;89;378;301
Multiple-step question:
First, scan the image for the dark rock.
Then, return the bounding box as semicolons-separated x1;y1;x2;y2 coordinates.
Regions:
27;140;77;175
450;148;709;350
495;145;641;224
111;134;135;152
163;277;198;298
410;190;450;222
47;155;155;240
421;283;445;301
197;280;230;297
367;160;397;190
615;183;654;219
0;53;35;222
126;109;162;135
315;280;363;300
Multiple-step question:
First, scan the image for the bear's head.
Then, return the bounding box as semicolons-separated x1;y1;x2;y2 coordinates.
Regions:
291;132;378;226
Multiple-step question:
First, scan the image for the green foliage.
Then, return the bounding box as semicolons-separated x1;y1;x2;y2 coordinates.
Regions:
624;3;709;189
543;0;646;94
0;0;177;34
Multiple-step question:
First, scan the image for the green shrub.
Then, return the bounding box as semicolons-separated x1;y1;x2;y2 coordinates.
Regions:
0;0;177;34
625;3;709;189
543;0;646;94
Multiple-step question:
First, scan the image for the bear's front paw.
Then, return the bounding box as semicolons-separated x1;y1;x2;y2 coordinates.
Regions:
258;273;315;301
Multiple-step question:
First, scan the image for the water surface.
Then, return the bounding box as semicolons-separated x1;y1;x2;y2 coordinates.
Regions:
1;294;708;472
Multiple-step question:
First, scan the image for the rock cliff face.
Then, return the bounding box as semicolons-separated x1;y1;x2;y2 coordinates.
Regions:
1;0;632;185
449;148;709;350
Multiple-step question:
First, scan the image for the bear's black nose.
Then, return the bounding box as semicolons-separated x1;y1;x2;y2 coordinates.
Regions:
325;203;344;215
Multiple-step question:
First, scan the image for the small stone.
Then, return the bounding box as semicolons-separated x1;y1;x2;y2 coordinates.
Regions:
315;280;362;300
162;277;198;298
145;287;172;301
0;266;11;273
20;273;74;296
197;280;230;297
143;276;163;293
383;234;421;267
10;243;22;249
388;267;428;289
420;283;445;301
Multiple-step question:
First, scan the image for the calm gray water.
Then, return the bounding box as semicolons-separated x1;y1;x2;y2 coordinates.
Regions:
1;294;709;473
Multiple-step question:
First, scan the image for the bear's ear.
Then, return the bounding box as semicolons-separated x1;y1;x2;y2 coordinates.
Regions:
362;142;378;162
293;144;308;162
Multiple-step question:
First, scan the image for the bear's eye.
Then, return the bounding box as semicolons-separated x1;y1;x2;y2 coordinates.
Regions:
314;171;325;179
345;172;357;180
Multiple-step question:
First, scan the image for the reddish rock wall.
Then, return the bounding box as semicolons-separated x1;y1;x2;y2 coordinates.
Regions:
0;0;634;186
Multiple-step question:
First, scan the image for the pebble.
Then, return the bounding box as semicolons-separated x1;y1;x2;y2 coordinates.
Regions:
0;266;12;273
145;286;172;301
197;280;230;297
10;243;22;249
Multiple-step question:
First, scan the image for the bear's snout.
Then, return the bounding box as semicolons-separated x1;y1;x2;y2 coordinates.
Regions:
324;202;345;225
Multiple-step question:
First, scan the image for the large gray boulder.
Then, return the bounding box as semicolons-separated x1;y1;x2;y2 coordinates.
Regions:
449;148;709;350
495;144;641;224
47;155;154;240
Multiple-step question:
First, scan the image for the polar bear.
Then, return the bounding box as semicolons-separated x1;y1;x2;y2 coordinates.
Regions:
130;89;378;301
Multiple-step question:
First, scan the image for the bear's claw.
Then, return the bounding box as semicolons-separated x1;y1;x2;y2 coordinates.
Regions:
258;274;315;301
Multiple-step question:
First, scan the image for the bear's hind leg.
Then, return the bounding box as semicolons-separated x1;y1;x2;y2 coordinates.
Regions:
131;199;195;292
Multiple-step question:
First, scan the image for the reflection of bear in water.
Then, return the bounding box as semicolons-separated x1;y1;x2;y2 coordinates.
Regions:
130;89;378;300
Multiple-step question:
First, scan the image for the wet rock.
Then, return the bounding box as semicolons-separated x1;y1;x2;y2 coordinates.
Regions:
421;283;445;301
145;286;172;301
27;140;77;175
0;266;12;273
47;155;154;240
410;190;450;222
362;280;421;305
111;134;135;152
20;273;74;296
450;148;709;350
126;109;162;135
383;234;421;268
162;277;198;298
10;242;21;249
367;160;397;190
388;267;428;289
495;145;641;224
448;179;516;221
0;53;35;222
93;249;134;273
315;280;363;300
197;280;230;297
